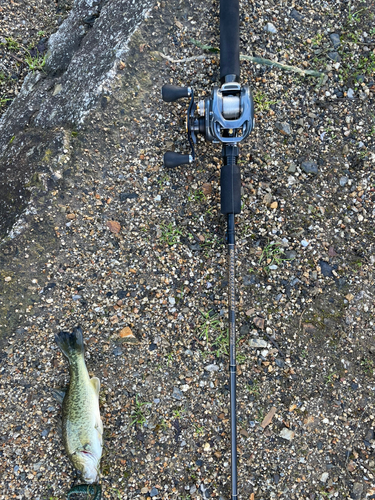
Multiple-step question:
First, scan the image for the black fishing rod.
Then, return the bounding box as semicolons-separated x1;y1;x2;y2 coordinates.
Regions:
161;1;254;497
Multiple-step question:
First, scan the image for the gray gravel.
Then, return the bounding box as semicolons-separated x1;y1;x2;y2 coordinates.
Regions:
1;0;375;499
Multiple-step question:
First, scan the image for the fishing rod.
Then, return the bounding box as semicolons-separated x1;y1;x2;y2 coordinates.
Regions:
161;1;254;498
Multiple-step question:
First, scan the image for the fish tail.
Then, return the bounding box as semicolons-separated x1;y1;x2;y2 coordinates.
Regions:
67;483;101;500
55;326;84;361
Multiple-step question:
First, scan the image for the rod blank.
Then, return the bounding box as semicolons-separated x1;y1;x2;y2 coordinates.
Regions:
220;0;240;83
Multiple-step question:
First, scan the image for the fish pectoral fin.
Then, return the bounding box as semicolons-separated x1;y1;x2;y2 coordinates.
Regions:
51;388;66;404
95;419;104;438
90;377;100;397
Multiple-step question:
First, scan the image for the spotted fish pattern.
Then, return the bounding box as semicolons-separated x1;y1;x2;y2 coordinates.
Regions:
55;327;103;485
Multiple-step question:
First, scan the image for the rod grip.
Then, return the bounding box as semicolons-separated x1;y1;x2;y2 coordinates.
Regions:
221;164;241;214
162;84;190;102
220;0;240;83
164;151;191;168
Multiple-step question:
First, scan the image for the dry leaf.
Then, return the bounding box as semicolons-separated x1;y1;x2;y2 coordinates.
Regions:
303;323;316;334
253;316;265;329
202;183;212;195
119;327;139;344
107;220;121;234
261;406;276;428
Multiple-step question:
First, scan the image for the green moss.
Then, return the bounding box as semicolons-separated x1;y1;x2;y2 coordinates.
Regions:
43;148;53;163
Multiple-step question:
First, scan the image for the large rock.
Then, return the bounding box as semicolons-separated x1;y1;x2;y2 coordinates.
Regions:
0;0;154;239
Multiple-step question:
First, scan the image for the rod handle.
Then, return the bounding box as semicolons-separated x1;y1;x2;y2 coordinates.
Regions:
164;151;192;168
221;164;241;214
162;84;190;102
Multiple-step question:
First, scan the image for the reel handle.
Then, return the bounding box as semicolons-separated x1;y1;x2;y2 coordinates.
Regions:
162;84;191;102
164;151;192;168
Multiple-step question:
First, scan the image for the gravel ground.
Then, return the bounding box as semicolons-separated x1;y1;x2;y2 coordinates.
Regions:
1;0;375;499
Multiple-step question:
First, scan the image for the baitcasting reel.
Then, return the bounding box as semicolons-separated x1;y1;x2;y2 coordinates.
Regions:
162;81;255;168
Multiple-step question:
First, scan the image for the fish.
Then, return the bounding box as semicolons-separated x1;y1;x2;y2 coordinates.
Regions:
55;327;103;485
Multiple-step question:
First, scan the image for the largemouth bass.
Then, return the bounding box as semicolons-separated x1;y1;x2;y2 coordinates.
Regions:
55;327;103;484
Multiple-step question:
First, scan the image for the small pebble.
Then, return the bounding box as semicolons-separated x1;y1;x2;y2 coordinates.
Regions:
264;22;277;33
249;338;268;348
339;176;348;186
329;33;341;49
301;161;318;175
347;88;355;99
204;364;219;372
279;428;295;441
320;472;329;483
290;8;304;21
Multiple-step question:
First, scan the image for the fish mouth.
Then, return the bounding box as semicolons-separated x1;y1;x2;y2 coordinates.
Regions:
81;450;94;458
78;450;100;483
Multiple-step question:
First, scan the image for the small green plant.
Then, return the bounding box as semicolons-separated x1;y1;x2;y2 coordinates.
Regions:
157;174;170;190
199;310;222;343
259;242;288;272
212;330;229;357
246;381;260;398
38;30;46;37
130;395;150;427
173;407;186;418
24;52;46;72
0;97;11;108
166;352;173;366
194;424;204;435
160;222;182;246
257;408;265;422
9;135;15;144
356;53;375;76
188;188;205;202
212;330;245;363
110;487;123;499
347;2;367;23
361;358;374;376
325;371;336;384
311;33;324;46
253;91;277;112
3;37;20;51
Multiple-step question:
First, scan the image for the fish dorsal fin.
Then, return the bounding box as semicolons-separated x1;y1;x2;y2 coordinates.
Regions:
90;377;100;397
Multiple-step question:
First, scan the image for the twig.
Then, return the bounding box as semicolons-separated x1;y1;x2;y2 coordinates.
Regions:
263;331;285;359
156;41;325;79
9;53;24;64
240;54;325;78
299;308;307;331
153;51;208;64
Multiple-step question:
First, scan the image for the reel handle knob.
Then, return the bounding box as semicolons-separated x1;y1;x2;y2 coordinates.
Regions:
164;151;193;168
162;85;191;102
